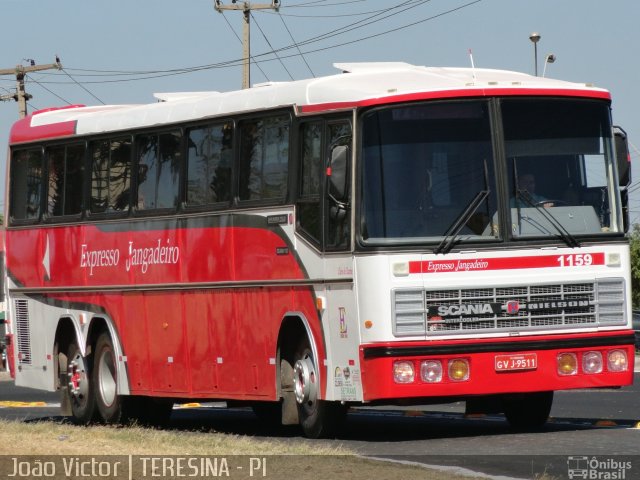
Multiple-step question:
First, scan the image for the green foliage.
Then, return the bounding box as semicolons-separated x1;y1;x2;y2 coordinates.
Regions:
629;224;640;308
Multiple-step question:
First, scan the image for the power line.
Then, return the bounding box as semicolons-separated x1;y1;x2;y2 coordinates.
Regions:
268;0;420;17
213;0;281;89
37;0;431;79
0;59;62;117
251;12;294;80
25;74;73;105
282;0;367;8
60;68;106;104
221;11;271;82
24;1;481;87
278;11;315;77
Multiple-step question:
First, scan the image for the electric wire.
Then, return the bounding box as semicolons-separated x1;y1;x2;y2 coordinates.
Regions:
25;74;73;105
268;0;422;18
277;11;315;77
221;11;271;82
30;0;467;86
60;68;106;105
282;0;367;8
251;12;294;81
37;0;434;79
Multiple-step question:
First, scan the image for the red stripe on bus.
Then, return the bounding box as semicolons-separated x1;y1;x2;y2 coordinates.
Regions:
408;253;606;274
300;88;611;114
10;117;77;144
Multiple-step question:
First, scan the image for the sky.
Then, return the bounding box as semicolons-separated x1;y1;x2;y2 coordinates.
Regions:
1;0;639;221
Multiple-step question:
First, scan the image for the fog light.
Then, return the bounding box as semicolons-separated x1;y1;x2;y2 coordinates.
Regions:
420;360;443;383
393;361;415;383
448;359;469;382
557;353;578;376
582;351;603;374
607;350;628;372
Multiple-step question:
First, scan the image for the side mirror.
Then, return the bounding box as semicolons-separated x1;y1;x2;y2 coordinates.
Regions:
327;141;350;205
614;126;631;187
614;126;631;233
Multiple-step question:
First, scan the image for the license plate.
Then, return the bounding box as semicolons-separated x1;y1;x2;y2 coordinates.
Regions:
495;353;538;372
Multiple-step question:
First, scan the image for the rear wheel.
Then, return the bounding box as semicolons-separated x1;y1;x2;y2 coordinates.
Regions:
93;332;173;426
503;391;554;430
66;341;97;424
93;332;130;423
293;340;345;438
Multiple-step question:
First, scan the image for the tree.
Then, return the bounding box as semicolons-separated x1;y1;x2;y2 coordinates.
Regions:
629;224;640;308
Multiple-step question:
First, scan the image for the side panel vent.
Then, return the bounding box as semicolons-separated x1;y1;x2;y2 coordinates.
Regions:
14;299;32;365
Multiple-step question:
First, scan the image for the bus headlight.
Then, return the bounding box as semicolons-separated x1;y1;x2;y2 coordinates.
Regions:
607;350;628;372
557;353;578;376
448;359;470;382
420;360;443;383
393;361;415;383
582;351;603;374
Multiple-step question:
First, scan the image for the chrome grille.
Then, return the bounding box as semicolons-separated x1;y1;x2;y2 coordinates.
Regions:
14;299;32;365
392;278;625;337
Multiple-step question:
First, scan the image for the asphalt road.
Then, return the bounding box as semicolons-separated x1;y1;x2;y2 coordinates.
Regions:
1;366;639;479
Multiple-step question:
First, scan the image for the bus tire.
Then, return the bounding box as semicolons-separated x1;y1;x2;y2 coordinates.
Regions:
93;332;126;423
293;340;345;438
503;391;553;430
66;341;97;424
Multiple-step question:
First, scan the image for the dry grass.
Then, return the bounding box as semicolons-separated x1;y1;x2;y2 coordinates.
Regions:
0;419;479;479
0;418;343;456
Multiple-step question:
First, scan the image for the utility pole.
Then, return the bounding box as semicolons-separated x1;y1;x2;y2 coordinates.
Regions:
214;0;281;89
0;58;63;118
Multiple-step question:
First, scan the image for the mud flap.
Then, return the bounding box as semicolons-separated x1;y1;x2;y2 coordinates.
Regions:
59;385;72;415
57;350;71;416
280;359;299;425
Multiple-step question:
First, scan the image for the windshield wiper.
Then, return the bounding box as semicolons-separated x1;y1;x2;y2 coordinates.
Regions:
434;189;490;254
517;190;580;248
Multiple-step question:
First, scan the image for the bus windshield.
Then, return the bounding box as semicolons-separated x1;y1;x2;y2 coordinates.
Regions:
360;98;621;246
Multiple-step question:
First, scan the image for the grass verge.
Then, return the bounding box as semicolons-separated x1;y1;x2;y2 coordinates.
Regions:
0;419;479;480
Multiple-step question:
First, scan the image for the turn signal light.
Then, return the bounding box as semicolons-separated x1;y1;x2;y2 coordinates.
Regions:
448;358;470;382
557;352;578;376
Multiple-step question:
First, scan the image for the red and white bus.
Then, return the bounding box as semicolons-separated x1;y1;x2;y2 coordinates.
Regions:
3;62;635;437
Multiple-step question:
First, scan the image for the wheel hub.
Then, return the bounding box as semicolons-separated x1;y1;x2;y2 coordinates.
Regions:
293;354;317;405
68;353;89;399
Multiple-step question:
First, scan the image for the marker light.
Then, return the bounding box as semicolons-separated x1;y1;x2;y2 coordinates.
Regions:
557;353;578;376
582;351;603;374
420;360;443;383
448;359;470;382
393;361;415;384
607;350;628;372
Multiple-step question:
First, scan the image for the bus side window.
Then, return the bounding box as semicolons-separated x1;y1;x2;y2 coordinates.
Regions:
297;121;323;246
238;115;290;202
186;122;233;207
90;138;132;214
325;121;352;251
136;131;182;211
10;148;44;221
46;144;85;218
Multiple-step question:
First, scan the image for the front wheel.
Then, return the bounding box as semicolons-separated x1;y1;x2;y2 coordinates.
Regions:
66;341;97;424
293;342;345;438
503;391;553;430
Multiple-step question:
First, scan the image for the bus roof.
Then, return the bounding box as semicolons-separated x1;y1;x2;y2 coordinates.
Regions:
9;62;611;145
